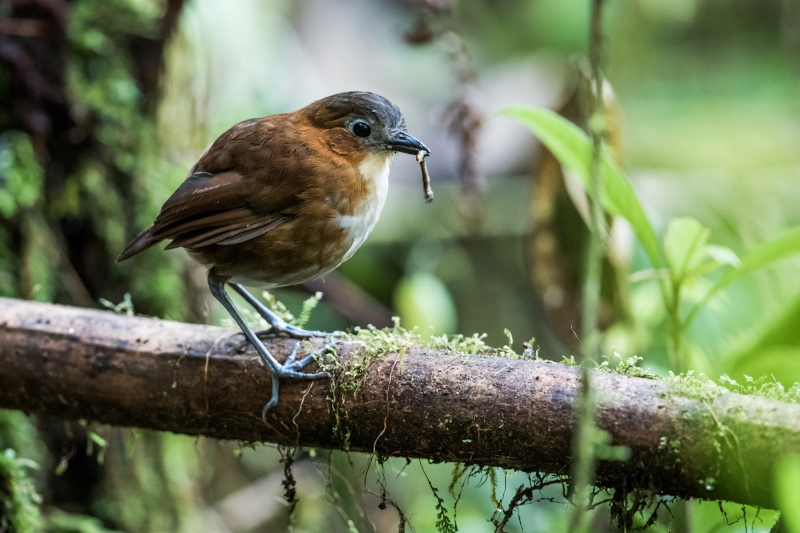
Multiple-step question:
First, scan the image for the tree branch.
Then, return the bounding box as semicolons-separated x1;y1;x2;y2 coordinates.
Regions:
0;297;796;509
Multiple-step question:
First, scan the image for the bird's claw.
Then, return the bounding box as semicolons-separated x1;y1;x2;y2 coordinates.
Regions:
260;342;336;422
280;341;336;374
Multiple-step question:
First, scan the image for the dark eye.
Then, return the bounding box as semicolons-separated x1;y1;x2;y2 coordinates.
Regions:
352;121;371;138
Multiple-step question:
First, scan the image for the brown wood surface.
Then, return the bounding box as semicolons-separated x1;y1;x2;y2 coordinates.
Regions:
0;297;797;509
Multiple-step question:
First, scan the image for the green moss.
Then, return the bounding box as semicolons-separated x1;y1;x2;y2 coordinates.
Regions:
596;354;655;378
662;372;800;499
717;374;800;403
658;437;682;462
666;371;800;404
665;371;728;402
313;308;800;408
0;132;45;219
316;317;546;448
0;449;43;533
322;319;659;395
320;318;540;385
0;411;47;533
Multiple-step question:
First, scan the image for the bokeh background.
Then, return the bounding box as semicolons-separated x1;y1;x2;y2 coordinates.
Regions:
1;0;799;531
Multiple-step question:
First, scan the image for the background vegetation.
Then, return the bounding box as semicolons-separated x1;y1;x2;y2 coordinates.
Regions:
1;0;800;531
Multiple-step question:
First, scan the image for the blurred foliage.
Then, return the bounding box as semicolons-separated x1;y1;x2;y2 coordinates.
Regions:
777;455;800;533
0;0;209;530
65;0;201;322
0;0;195;319
47;509;122;533
0;448;43;533
394;271;458;334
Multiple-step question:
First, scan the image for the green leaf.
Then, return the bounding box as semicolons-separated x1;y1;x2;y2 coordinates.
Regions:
496;105;662;268
664;217;710;281
728;345;800;387
716;226;800;293
686;226;800;327
776;455;800;533
706;245;741;268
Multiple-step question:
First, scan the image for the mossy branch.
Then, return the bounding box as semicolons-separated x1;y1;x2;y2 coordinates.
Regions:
0;297;798;510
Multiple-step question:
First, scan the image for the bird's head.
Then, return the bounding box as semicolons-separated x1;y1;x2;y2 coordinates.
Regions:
303;92;430;160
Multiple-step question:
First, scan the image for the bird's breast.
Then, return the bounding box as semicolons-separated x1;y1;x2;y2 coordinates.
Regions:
333;152;392;262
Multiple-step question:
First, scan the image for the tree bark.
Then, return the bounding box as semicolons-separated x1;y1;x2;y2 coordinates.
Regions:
0;297;797;510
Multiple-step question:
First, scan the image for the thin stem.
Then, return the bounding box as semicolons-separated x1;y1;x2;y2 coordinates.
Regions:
581;4;608;357
570;0;607;531
668;277;687;372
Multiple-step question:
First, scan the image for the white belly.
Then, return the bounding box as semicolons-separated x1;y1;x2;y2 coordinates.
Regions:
334;152;392;262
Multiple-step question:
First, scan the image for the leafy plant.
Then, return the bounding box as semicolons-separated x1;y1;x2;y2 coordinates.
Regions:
421;462;457;533
500;105;800;372
663;218;800;370
495;105;663;270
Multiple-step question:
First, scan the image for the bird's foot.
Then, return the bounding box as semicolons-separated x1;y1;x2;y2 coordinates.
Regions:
261;341;336;421
208;278;337;419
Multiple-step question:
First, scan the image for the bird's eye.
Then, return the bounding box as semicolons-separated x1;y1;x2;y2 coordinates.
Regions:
352;121;371;138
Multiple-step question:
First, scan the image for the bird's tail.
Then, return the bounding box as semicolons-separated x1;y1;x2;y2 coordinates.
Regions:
117;227;158;262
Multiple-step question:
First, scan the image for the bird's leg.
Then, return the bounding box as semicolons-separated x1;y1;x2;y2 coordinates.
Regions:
208;276;331;416
230;283;338;338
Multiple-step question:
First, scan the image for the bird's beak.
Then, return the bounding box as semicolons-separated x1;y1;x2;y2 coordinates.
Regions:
385;131;430;156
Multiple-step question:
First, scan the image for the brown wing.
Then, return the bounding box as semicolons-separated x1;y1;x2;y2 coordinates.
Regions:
118;116;305;262
152;170;296;250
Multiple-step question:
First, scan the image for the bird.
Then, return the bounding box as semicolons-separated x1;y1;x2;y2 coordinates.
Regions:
117;91;430;416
